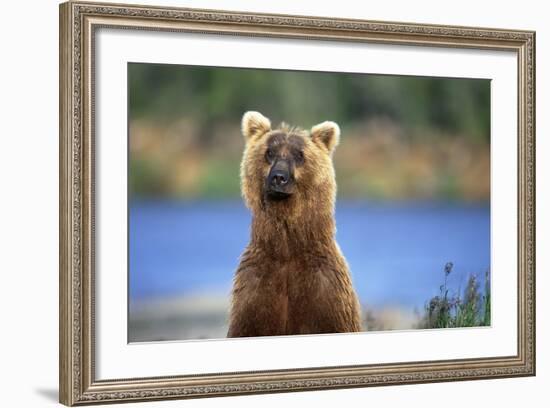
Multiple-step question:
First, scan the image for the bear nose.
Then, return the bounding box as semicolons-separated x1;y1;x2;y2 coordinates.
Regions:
270;171;288;187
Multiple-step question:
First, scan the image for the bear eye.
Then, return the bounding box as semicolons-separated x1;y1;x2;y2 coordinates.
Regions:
295;150;305;165
265;148;275;162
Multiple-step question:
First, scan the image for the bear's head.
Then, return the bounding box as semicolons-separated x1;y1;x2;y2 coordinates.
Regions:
240;111;340;220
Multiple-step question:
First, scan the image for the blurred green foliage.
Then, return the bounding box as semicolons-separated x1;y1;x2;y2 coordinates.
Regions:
128;63;490;200
129;63;490;144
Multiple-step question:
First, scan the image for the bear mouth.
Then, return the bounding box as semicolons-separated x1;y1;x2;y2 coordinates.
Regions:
266;189;292;201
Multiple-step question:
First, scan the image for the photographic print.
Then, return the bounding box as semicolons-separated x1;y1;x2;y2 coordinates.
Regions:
128;64;491;342
60;3;535;404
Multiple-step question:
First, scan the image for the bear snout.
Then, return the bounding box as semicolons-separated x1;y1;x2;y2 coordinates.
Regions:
270;170;288;186
266;160;294;200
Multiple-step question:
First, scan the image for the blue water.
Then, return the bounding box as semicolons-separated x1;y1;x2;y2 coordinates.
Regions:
129;200;490;310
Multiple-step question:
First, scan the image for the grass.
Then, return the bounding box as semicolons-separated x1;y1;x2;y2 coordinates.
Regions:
417;262;491;329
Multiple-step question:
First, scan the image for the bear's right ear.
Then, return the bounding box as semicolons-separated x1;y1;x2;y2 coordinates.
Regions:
242;111;271;141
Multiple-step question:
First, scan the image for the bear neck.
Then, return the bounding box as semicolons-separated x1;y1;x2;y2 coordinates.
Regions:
250;201;336;259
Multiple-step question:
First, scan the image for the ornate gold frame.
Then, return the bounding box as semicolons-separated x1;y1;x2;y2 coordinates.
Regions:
59;1;536;405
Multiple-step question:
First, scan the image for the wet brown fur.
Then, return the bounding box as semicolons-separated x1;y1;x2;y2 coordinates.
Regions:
227;112;362;337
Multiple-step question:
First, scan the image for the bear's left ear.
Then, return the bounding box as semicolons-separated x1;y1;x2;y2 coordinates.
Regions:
310;121;340;154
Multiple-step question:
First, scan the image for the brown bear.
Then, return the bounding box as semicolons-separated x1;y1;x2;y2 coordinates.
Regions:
227;111;362;338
